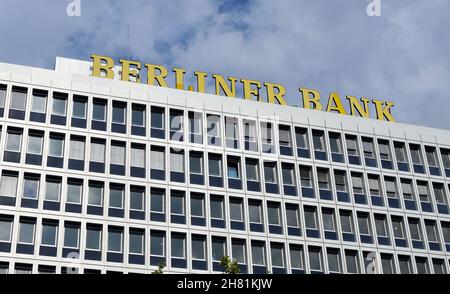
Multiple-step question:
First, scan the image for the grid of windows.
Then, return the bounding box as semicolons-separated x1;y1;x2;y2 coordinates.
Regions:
0;81;449;274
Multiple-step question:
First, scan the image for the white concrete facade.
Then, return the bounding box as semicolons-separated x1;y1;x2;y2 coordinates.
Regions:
0;57;449;274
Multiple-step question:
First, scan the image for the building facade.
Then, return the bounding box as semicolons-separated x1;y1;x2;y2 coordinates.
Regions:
0;57;449;274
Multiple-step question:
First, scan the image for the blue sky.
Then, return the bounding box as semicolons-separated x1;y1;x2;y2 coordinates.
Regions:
1;0;450;129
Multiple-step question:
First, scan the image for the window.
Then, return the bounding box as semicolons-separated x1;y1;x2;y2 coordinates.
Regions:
171;233;186;258
109;185;124;209
340;210;354;233
10;87;27;110
48;135;64;157
248;200;262;224
362;138;374;158
31;90;47;113
289;245;304;269
243;120;256;143
192;236;206;260
401;179;414;200
64;224;80;248
384;177;398;198
304;206;318;229
432;259;447;274
327;248;341;273
317;169;330;190
281;163;295;186
232;239;246;264
415;257;429;274
130;187;144;211
398;255;413;274
432;183;447;205
308;247;323;272
268;202;281;226
368;176;380;196
18;220;35;244
130;145;145;168
45;178;61;202
417;181;430;203
67;179;82;204
392;217;405;239
286;204;300;228
190;193;205;218
169;109;183;134
410;144;423;165
378;140;391;160
86;225;101;251
441;222;450;244
0;173;18;197
329;133;342;154
271;243;285;268
312;130;325;151
52;93;67;116
207;114;221;146
441;149;450;169
295;127;309;149
425;221;439;243
212;237;226;262
150;231;165;256
226;118;241;149
69;138;85;161
357;212;371;235
0;217;13;242
381;254;396;274
23;176;39;199
351;173;364;194
299;166;312;187
131;104;145;127
27;133;43;155
394;142;407;163
0;85;6;108
230;198;243;222
322;208;336;232
189;112;202;136
227;157;240;179
345;135;359;156
108;228;123;252
279;125;291;147
88;183;103;206
41;221;58;246
5;130;22;152
260;122;273;148
110;143;125;166
72;96;87;119
150;147;165;171
375;215;388;237
112;102;126;124
408;218;422;241
90;140;105;163
264;162;277;184
170;150;184;173
151;107;165;129
171;192;185;215
245;159;259;182
334;171;347;192
129;229;144;255
189;152;203;175
150;189;165;213
345;250;360;273
251;242;266;266
210;195;224;220
92;99;106;121
208;154;222;177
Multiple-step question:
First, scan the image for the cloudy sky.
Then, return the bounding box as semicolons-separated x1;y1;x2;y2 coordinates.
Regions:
0;0;449;129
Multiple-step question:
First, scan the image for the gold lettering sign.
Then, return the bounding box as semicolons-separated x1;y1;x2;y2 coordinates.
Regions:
90;54;395;122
